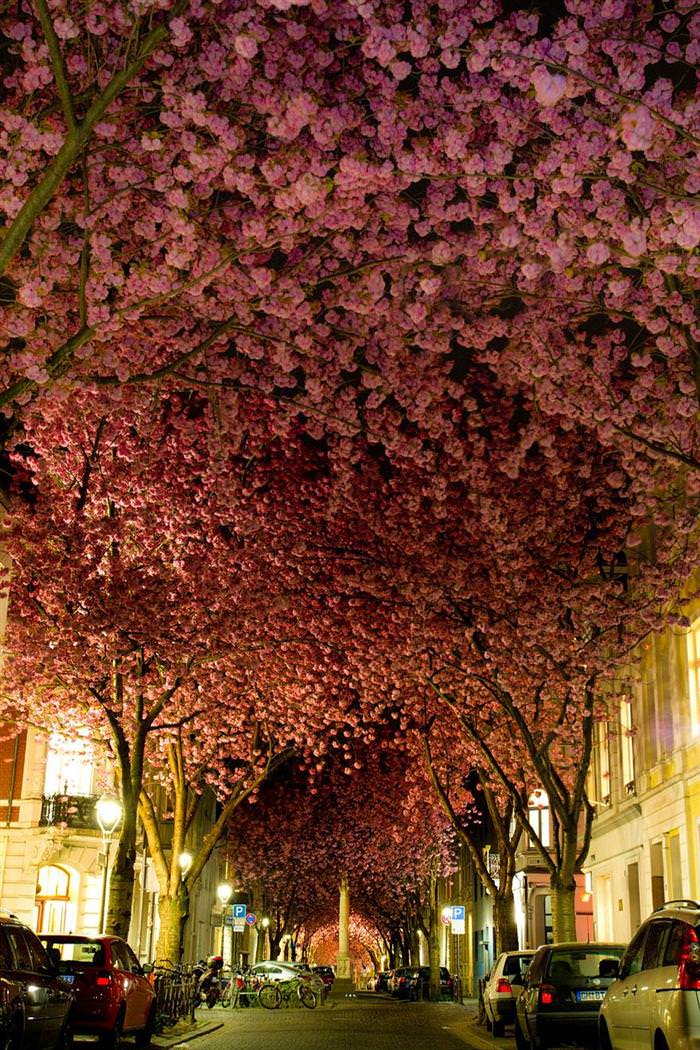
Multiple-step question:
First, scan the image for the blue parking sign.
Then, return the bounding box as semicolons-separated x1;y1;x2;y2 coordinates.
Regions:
451;905;465;921
232;904;247;919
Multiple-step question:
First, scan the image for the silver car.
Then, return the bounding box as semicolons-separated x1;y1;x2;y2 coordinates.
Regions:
599;899;700;1050
483;949;536;1036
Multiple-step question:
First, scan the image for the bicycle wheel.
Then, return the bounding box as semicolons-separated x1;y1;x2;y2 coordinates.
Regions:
258;983;282;1010
221;984;232;1008
298;985;317;1009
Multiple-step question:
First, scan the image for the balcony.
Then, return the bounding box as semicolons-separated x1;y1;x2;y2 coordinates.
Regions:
39;794;100;831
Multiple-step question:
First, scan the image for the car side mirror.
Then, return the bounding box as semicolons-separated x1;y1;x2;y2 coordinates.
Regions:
141;963;154;975
599;959;620;979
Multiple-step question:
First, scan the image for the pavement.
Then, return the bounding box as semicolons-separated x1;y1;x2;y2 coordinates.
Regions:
131;986;517;1050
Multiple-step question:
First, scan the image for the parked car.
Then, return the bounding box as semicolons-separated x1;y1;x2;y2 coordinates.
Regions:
514;941;625;1050
599;899;700;1050
389;966;412;997
39;933;155;1050
0;913;72;1050
483;949;536;1036
373;970;392;993
312;965;335;987
404;965;454;1001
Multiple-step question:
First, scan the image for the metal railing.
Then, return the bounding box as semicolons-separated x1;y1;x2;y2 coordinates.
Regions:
152;966;199;1029
39;793;100;830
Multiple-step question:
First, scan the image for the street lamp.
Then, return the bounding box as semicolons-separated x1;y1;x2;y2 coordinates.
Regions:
178;852;193;878
95;795;122;934
217;882;233;906
216;882;233;957
261;916;270;961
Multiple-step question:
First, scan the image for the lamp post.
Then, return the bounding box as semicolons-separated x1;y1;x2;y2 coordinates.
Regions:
216;882;232;957
95;795;122;934
178;852;193;878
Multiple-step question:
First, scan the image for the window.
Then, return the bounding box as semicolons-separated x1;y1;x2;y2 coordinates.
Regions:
0;928;13;970
43;732;95;796
36;865;71;934
111;940;133;973
528;790;550;847
21;929;51;973
5;926;32;969
663;922;688;966
596;722;611;806
686;622;700;739
641;922;671;971
668;830;683;900
620;928;647;979
650;841;665;910
620;698;635;793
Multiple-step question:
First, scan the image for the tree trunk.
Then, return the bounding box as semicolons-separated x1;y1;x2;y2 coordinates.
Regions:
155;888;190;966
428;906;440;1000
551;873;577;942
105;795;137;937
409;925;421;966
493;891;519;954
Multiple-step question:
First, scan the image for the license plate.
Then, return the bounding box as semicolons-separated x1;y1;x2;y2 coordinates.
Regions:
61;975;75;984
576;990;605;1001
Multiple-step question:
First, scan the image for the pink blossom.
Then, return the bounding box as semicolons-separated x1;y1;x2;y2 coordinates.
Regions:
234;33;258;59
586;242;610;265
531;65;567;107
620;105;655;152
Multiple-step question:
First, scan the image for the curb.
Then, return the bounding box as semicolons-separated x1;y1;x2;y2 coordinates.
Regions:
151;1021;224;1047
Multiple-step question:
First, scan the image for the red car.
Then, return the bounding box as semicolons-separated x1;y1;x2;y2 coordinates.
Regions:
39;934;155;1049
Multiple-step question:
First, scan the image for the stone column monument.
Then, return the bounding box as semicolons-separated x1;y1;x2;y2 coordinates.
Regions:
336;877;351;979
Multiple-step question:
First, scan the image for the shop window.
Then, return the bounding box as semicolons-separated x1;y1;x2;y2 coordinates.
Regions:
43;732;95;797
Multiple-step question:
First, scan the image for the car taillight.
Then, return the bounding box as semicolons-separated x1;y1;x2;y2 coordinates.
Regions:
678;927;700;991
496;978;512;994
539;983;557;1005
95;972;113;987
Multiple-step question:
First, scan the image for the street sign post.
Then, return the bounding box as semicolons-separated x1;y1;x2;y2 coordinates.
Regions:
451;904;465;935
246;912;257;926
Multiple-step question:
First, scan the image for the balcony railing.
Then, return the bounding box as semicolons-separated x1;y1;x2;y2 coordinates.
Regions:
39;793;100;830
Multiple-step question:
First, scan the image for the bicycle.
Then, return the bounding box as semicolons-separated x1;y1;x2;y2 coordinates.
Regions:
261;977;317;1010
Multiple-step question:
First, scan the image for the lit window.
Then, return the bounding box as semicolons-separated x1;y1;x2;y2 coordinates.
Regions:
620;699;635;794
528;789;550;848
43;733;95;796
597;722;611;806
35;864;74;934
686;622;700;738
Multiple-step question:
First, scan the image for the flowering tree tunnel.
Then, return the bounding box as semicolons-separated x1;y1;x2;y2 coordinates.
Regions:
0;0;698;973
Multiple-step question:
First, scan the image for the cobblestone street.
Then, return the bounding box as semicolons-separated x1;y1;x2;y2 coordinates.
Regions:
149;994;515;1050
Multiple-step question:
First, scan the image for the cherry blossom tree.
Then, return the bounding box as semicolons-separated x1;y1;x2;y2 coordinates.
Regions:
0;0;696;533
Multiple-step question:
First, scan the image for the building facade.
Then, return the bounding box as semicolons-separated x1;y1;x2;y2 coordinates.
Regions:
0;724;227;962
585;617;700;943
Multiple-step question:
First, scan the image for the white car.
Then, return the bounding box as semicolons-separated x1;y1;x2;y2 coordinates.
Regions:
599;899;700;1050
250;961;325;997
483;950;536;1036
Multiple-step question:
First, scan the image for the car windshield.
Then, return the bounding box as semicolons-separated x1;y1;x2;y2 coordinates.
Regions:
42;939;104;965
546;948;624;980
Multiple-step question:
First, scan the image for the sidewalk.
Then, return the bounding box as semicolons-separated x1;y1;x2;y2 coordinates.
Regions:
151;1018;224;1048
443;1000;516;1050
